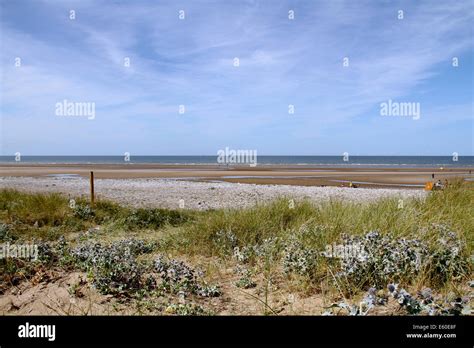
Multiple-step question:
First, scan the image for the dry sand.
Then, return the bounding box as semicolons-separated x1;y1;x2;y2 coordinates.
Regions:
1;163;471;187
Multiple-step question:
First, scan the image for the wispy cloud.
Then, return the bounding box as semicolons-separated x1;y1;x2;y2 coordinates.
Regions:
1;0;472;155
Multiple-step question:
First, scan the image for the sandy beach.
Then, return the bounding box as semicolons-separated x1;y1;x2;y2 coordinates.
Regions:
1;163;472;186
1;164;471;209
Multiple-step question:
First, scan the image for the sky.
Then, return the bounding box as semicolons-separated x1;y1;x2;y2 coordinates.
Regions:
0;0;473;156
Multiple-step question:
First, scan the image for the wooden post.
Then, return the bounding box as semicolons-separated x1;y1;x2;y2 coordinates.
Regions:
90;171;95;206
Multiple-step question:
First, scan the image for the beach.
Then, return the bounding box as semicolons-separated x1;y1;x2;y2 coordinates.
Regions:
0;176;429;210
3;163;470;209
1;163;472;183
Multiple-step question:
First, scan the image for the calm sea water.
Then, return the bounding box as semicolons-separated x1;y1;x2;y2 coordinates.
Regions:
0;156;473;167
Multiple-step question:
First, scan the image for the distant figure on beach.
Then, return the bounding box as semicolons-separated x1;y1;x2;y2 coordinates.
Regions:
444;179;449;188
431;173;435;179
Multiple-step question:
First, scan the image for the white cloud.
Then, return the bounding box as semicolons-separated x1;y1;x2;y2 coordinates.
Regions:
1;0;472;154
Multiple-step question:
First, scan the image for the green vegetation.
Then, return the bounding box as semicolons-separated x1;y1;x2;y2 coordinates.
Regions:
0;190;193;241
176;179;473;258
0;180;472;315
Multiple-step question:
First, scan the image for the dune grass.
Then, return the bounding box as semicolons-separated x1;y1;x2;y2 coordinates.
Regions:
0;180;472;295
0;189;194;241
174;179;472;257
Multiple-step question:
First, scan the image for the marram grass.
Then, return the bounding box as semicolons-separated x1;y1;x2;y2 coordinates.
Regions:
0;180;472;294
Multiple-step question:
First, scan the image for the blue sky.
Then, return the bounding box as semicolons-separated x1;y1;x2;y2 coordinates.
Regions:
0;0;473;155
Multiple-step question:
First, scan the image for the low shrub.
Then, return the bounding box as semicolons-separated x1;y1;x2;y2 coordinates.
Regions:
154;255;220;297
124;208;191;229
336;226;470;288
70;239;155;296
73;204;94;220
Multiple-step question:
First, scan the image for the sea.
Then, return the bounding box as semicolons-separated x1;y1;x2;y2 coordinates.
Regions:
0;156;473;168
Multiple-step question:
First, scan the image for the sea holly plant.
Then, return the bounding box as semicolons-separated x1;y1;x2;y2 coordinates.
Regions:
32;237;222;301
337;231;427;287
234;265;256;289
233;237;281;264
282;236;318;277
34;238;157;296
154;255;220;298
164;303;211;316
213;229;238;256
282;226;326;277
70;239;155;296
72;204;94;220
422;224;470;285
387;284;472;316
334;226;469;288
324;284;471;316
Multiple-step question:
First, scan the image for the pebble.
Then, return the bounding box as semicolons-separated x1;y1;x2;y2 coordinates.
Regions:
0;177;427;210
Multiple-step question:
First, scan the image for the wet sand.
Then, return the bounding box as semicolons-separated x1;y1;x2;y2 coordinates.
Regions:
0;163;472;188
